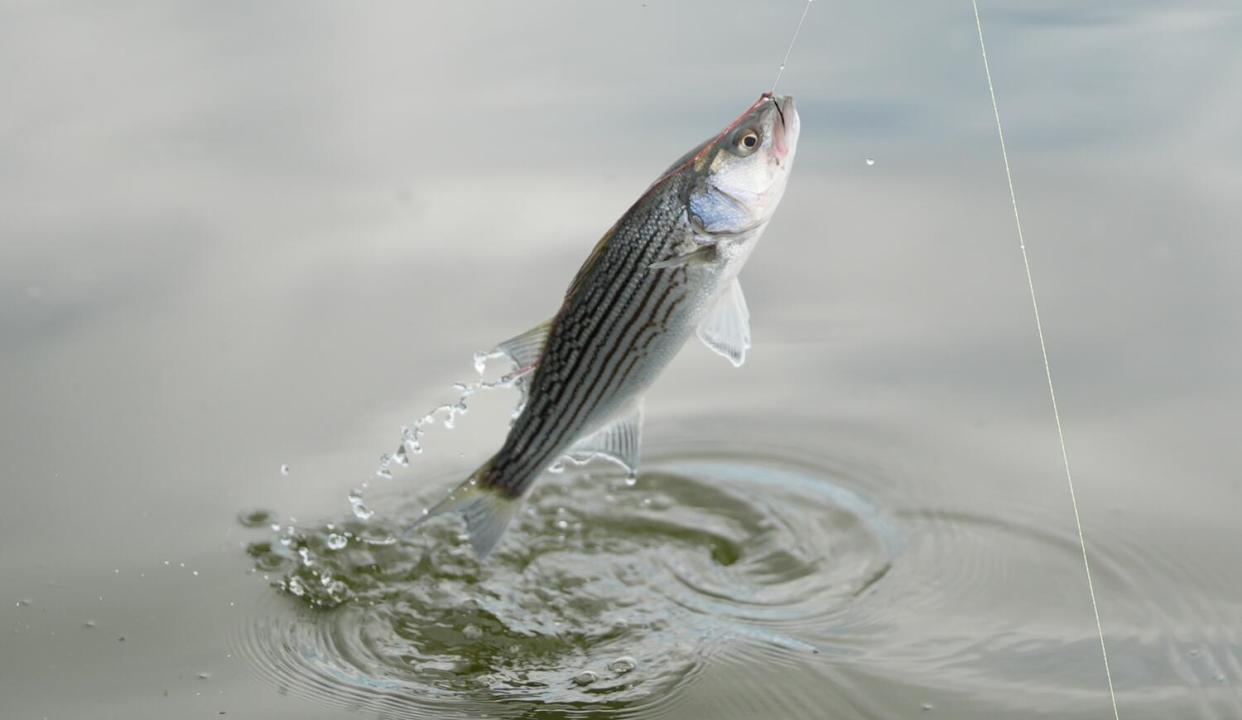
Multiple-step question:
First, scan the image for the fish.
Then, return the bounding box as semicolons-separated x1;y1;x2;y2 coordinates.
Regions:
410;92;801;557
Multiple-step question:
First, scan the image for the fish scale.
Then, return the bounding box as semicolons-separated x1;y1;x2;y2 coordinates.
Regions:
408;93;801;557
499;194;688;480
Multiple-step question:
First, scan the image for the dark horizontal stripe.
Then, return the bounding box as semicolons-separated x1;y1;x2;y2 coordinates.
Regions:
489;198;686;492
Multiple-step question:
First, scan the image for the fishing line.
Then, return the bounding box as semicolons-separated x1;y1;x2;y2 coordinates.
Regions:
772;0;813;92
970;2;1121;718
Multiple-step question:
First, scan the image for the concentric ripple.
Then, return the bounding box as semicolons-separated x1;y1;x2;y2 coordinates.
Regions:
235;448;1241;719
234;453;900;718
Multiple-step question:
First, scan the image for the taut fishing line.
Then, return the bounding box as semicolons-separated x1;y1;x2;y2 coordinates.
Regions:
971;1;1121;717
774;0;1121;712
772;0;813;92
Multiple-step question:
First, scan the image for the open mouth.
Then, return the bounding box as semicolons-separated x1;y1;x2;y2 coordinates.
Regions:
772;95;798;160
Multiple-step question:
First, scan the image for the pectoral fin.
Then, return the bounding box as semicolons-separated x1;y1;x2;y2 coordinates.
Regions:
563;402;643;477
697;278;751;367
650;244;716;271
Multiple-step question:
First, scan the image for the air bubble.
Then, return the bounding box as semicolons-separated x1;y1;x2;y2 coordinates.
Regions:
865;157;876;166
572;670;598;686
608;656;637;675
280;464;290;476
326;533;347;550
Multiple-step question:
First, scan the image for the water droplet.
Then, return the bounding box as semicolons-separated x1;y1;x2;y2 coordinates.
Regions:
865;157;876;166
473;351;488;374
286;576;306;597
608;656;636;675
326;533;347;551
197;672;212;680
624;476;638;487
348;490;374;520
462;624;482;640
14;598;32;608
922;703;934;712
572;670;598;686
297;547;313;567
280;464;290;476
400;426;423;455
555;519;569;530
83;620;96;629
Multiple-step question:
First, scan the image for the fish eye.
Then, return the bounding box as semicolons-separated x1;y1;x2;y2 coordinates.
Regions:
734;128;761;155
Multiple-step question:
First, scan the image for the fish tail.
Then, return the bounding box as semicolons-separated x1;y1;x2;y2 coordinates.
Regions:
404;456;519;558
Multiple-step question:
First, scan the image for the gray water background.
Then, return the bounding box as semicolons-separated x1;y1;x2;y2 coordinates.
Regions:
2;1;1240;717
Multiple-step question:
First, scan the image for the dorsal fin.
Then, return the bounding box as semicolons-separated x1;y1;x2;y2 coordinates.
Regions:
495;320;552;371
564;225;617;302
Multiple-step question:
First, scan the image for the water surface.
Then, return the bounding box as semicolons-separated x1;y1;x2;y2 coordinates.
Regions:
2;1;1240;718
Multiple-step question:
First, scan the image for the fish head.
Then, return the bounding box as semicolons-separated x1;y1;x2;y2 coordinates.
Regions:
685;93;800;236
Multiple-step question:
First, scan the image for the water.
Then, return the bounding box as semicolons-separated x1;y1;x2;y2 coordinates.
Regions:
2;2;1241;718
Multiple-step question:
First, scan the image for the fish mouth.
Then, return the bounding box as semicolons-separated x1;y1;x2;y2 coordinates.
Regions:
771;95;798;160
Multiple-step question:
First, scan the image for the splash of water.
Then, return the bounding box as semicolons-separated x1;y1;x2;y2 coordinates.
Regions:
239;455;899;712
346;349;534;528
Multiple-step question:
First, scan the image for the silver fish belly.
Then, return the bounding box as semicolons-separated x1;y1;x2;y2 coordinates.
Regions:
410;93;800;557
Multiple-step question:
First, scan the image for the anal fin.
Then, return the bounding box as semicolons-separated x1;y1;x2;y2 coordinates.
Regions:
562;402;644;477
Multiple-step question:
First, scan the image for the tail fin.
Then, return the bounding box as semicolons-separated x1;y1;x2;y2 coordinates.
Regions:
404;458;518;558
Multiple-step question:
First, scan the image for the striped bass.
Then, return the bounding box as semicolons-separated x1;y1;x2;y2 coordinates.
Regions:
412;93;801;557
